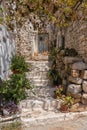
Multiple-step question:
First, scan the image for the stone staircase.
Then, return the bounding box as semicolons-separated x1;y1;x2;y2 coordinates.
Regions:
20;61;64;128
20;86;87;130
26;61;51;87
20;97;62;118
20;86;61;117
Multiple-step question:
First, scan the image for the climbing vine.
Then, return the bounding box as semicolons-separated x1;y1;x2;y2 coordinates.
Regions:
0;0;87;30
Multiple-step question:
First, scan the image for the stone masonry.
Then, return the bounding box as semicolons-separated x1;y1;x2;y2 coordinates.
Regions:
26;61;50;87
65;20;87;62
15;20;50;87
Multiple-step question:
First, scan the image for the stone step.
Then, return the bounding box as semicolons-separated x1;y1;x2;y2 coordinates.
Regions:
20;98;62;118
26;61;50;87
30;79;49;84
27;75;48;80
27;60;50;64
20;86;63;118
27;86;55;98
30;80;49;87
27;74;48;79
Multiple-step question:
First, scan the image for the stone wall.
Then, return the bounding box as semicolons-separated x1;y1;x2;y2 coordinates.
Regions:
0;25;15;80
16;20;38;61
65;21;87;62
15;20;50;87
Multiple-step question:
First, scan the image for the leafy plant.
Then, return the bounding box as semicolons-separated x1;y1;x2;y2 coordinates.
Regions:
11;55;29;74
3;101;20;116
54;85;64;97
0;74;32;104
48;47;64;85
64;96;74;106
48;68;62;85
59;95;74;112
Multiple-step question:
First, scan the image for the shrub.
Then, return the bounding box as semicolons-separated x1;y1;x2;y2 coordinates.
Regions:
0;74;32;104
48;47;64;85
11;55;29;74
48;69;62;85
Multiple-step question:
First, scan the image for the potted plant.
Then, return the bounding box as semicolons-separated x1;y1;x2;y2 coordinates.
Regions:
60;96;74;112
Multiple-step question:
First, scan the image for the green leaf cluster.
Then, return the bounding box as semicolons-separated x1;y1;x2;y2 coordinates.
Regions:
0;73;32;104
0;55;32;104
11;55;29;74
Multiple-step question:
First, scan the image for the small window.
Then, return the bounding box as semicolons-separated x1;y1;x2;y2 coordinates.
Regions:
38;33;49;53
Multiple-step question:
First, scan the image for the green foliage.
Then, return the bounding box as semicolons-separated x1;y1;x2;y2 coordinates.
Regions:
64;48;78;57
49;47;78;86
48;69;62;85
11;55;29;74
0;17;3;23
0;74;32;104
4;0;87;29
55;86;64;97
48;48;64;85
0;55;32;104
63;96;74;106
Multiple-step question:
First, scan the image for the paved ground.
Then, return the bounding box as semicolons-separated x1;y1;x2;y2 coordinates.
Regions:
22;115;87;130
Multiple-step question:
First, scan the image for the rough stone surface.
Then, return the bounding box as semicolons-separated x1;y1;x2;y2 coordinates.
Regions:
15;20;38;61
26;61;50;87
81;93;87;105
19;86;63;119
21;113;87;130
69;76;82;85
68;93;82;99
72;62;87;70
67;84;82;94
82;81;87;93
64;57;82;64
27;86;55;98
20;98;62;118
65;21;87;62
71;70;80;78
83;70;87;80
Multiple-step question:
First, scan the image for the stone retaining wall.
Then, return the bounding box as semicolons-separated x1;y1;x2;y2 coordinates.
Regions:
65;21;87;62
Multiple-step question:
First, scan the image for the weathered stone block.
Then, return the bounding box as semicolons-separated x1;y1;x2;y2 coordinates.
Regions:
71;70;80;78
32;100;43;111
69;76;82;85
83;70;87;80
81;93;87;105
72;62;87;70
64;57;82;64
67;92;82;99
67;84;82;94
82;81;87;93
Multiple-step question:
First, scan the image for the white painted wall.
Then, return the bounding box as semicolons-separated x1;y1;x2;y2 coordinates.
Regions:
0;25;15;80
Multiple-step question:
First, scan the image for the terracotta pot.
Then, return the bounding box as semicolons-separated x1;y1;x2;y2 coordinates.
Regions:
60;105;69;112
